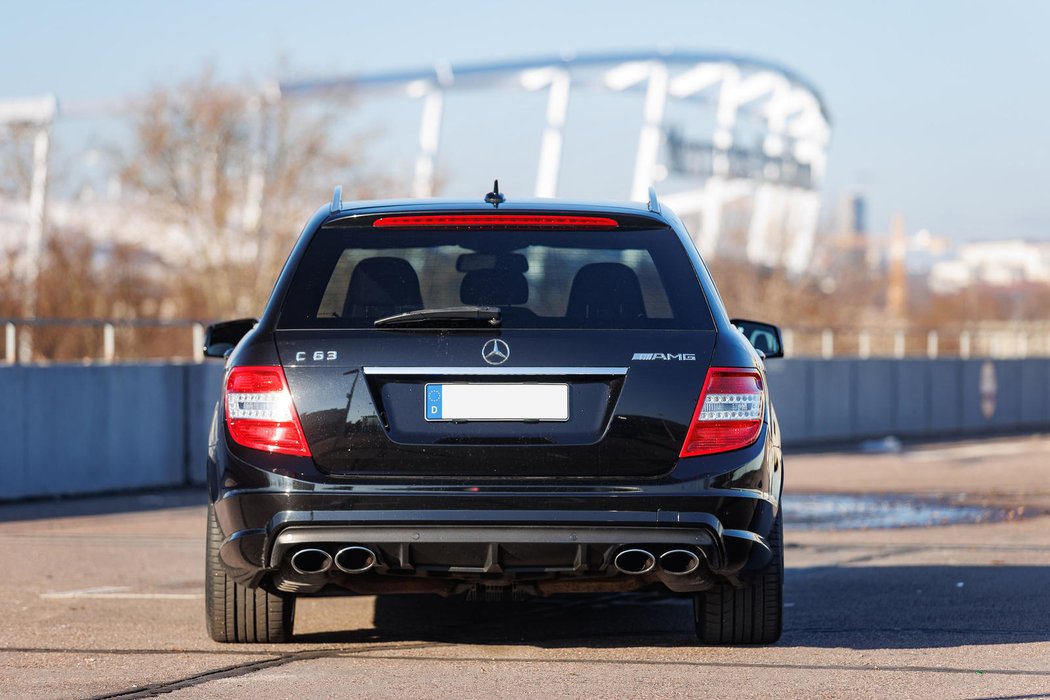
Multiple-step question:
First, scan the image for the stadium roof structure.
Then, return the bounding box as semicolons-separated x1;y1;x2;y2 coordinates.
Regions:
281;50;832;272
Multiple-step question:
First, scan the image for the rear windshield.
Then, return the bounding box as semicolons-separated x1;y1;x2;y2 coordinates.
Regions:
278;226;712;330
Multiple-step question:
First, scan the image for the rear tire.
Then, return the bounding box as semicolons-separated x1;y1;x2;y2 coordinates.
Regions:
693;512;783;645
206;505;294;643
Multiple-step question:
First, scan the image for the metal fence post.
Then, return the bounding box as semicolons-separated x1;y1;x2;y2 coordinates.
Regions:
4;323;15;364
821;329;834;359
192;323;205;363
894;331;905;359
103;323;115;364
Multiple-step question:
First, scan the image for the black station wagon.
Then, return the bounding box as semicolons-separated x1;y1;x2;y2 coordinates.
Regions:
204;185;785;645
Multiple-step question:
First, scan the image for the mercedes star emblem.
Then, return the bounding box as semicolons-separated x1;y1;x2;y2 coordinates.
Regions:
482;338;510;365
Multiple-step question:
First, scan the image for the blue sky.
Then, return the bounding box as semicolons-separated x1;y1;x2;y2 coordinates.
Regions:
2;0;1047;241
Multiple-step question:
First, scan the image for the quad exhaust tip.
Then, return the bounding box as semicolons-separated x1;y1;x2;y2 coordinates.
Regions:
334;546;378;574
290;548;333;575
613;548;656;575
659;549;701;576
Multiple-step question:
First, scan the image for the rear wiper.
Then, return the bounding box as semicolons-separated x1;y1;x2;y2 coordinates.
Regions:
373;306;502;328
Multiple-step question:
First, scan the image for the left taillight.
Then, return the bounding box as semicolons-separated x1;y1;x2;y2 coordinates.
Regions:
679;367;765;458
224;365;311;457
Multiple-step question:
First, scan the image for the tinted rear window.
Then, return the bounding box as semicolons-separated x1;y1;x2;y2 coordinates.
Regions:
278;226;712;330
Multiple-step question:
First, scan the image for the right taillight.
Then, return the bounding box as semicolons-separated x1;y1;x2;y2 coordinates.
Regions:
679;367;765;458
224;365;311;457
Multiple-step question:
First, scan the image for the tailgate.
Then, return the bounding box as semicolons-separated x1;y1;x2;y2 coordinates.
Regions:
277;329;715;478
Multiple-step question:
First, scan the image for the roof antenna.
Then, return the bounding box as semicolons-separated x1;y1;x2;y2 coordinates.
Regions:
330;184;343;213
647;186;661;214
484;180;505;208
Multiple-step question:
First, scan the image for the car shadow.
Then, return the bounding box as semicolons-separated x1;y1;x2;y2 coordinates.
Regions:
292;564;1050;649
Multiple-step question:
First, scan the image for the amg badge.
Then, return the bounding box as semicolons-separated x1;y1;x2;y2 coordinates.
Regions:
632;352;696;361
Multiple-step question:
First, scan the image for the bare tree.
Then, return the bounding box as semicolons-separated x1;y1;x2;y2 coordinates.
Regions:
710;257;886;329
115;69;394;320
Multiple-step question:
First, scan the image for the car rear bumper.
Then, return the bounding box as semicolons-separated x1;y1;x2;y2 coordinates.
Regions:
210;420;782;596
213;487;778;595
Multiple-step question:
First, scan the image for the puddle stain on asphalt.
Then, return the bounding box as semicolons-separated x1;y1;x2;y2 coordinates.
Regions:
785;493;1002;530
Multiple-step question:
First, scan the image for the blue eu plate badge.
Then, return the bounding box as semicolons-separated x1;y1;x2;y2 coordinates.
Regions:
425;384;443;420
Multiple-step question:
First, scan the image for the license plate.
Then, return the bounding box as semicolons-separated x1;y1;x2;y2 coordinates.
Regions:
424;383;569;422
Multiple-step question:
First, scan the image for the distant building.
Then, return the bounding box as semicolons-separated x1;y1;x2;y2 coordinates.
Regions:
929;240;1050;293
835;192;867;236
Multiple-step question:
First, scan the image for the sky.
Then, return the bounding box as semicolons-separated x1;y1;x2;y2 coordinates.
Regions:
1;0;1048;242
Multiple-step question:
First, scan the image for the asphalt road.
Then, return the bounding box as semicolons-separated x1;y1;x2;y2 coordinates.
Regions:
1;435;1048;699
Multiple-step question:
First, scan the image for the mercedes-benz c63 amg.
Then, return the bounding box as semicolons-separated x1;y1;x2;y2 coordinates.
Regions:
203;185;785;645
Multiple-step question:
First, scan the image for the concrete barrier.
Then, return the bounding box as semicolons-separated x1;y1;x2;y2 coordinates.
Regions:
764;357;1050;446
0;358;1047;500
0;363;223;501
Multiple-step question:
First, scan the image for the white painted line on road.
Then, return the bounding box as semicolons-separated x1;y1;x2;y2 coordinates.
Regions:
71;593;202;600
904;441;1043;462
0;533;200;547
41;586;130;598
41;586;202;600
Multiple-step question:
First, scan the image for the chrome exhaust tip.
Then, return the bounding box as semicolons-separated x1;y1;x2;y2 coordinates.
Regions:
613;548;656;575
289;548;333;575
334;546;377;574
659;549;701;576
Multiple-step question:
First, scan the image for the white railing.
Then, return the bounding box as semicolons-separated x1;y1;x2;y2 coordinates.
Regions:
782;325;1050;359
2;318;206;364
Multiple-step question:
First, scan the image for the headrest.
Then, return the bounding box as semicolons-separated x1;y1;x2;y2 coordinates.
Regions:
344;257;423;318
566;262;646;321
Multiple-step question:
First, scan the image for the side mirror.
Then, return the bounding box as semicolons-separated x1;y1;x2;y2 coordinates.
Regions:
730;318;784;359
203;318;258;358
